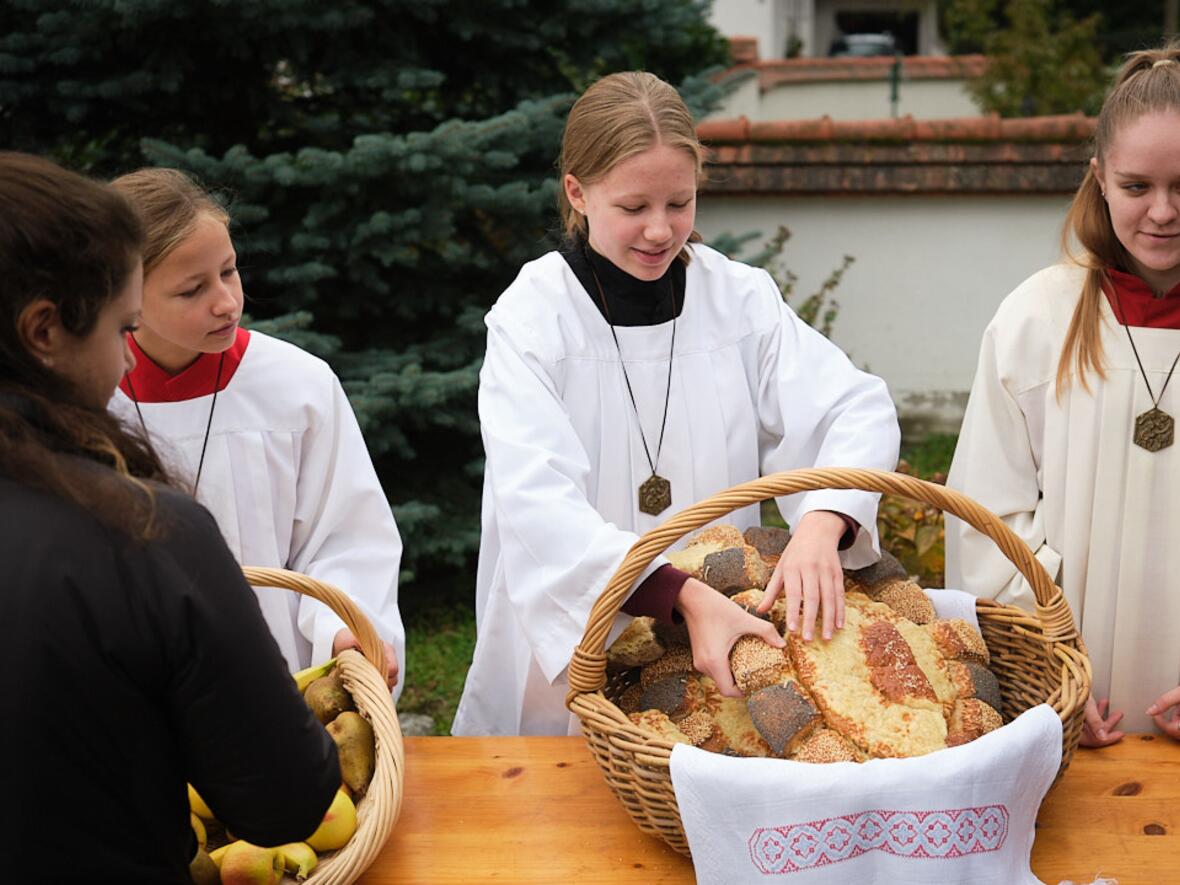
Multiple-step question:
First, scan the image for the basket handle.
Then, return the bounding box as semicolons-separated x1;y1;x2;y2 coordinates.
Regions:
242;566;387;679
567;467;1075;697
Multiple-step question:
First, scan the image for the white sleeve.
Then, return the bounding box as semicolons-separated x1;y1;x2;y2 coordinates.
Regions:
944;323;1061;612
757;285;901;568
289;375;406;700
480;318;665;684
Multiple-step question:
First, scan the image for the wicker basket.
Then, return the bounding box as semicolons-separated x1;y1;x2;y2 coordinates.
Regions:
242;566;405;885
565;467;1091;857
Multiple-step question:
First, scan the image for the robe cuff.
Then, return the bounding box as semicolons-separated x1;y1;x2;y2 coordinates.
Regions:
622;564;691;625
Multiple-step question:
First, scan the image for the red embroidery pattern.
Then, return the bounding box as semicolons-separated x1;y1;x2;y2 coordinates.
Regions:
747;805;1008;875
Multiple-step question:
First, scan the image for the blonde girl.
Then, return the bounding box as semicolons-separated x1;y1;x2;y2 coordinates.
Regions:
110;168;404;692
948;43;1180;744
453;71;899;736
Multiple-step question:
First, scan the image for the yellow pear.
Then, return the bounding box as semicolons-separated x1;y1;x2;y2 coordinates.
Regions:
277;842;318;880
188;783;215;819
326;710;376;793
209;843;233;867
305;788;357;852
293;657;336;692
189;848;220;885
304;671;355;725
190;812;207;849
219;841;284;885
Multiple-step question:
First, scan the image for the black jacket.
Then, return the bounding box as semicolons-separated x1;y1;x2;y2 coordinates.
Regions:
0;472;340;882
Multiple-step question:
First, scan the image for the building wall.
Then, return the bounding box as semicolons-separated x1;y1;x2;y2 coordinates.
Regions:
715;76;981;121
709;0;789;61
695;193;1073;435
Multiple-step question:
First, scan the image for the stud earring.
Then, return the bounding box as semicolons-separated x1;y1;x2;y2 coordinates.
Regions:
41;356;52;367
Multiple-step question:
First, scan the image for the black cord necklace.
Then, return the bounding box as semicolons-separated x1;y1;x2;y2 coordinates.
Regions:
125;349;226;494
589;266;676;516
1111;284;1180;452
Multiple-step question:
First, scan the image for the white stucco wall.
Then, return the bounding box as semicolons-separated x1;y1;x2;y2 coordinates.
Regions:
719;77;981;121
695;194;1074;435
709;0;789;61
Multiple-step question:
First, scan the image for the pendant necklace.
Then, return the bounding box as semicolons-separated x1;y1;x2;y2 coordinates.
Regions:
125;349;226;493
1111;286;1180;452
589;266;677;516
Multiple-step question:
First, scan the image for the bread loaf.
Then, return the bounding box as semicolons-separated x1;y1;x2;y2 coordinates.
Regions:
701;545;770;596
606;616;666;669
747;681;822;757
729;636;792;695
743;526;791;570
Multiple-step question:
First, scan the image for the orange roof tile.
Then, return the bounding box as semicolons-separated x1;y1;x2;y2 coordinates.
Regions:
698;113;1095;145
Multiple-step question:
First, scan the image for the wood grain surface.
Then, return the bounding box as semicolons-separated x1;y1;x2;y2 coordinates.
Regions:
360;734;1179;884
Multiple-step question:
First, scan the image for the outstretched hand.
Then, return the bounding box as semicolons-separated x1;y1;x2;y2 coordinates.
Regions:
1079;696;1125;747
674;577;784;698
1147;686;1180;741
333;628;400;691
757;510;847;641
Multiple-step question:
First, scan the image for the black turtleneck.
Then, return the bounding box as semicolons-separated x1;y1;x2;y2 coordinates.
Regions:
560;237;686;326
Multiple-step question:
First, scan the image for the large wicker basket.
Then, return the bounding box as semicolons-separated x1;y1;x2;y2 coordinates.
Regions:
565;467;1091;857
243;566;405;885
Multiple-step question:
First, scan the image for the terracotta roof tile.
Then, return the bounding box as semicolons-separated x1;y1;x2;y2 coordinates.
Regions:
698;114;1095;195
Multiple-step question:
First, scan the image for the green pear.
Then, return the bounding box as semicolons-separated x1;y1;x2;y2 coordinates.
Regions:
219;841;283;885
326;710;376;793
277;842;318;880
304;671;355;725
189;848;220;885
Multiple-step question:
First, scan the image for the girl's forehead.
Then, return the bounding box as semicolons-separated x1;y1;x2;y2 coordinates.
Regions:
150;215;234;280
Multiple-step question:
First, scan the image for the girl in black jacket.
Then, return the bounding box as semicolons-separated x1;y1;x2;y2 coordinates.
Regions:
0;152;341;882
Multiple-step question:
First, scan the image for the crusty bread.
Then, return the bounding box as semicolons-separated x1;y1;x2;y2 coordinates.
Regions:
628;710;693;745
946;698;1003;746
639;646;695;687
791;727;862;764
747;681;822;757
729;636;792;695
688;525;746;549
701;545;770;596
789;602;948;758
928;618;991;666
743;526;791;570
607;616;666;669
875;581;936;624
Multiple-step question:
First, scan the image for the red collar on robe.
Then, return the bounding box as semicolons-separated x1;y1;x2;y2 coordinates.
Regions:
118;328;250;403
1103;269;1180;328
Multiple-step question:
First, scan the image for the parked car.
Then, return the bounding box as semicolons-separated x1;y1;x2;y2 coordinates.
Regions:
829;33;898;57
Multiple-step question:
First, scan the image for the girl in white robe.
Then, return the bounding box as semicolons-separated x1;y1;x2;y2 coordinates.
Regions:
947;45;1180;741
453;72;900;736
108;168;404;696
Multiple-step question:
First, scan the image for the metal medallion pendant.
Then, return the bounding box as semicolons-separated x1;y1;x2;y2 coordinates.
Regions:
1134;407;1175;452
638;474;672;516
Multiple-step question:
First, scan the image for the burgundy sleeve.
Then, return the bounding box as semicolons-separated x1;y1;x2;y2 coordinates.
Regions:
622;564;692;625
832;512;860;551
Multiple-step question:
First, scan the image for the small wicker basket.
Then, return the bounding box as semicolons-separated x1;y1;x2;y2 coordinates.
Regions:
565;467;1091;857
243;566;405;885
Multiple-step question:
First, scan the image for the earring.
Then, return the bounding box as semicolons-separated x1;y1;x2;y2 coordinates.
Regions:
40;356;52;367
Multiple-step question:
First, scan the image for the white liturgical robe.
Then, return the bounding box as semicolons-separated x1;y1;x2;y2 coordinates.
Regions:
947;264;1180;732
453;245;900;736
111;330;405;700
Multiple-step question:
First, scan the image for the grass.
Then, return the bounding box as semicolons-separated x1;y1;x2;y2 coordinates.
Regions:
397;435;960;732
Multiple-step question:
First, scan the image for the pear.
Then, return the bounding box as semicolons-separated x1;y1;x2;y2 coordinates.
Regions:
277;842;318;881
326;710;376;793
293;657;336;693
304;671;355;725
188;783;215;819
219;841;284;885
191;812;207;849
189;848;220;885
305;788;357;852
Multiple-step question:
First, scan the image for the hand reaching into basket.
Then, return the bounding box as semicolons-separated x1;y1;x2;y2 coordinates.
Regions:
757;510;848;642
1079;696;1125;747
674;577;785;697
1146;686;1180;741
333;628;400;691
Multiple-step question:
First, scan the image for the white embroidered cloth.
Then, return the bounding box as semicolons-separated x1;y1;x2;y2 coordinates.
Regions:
671;702;1062;883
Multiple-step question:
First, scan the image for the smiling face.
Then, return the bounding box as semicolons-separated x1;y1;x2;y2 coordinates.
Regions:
564;142;697;281
1093;111;1180;294
134;212;243;374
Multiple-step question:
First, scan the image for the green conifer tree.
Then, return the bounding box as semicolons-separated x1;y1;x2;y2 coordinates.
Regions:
0;0;730;586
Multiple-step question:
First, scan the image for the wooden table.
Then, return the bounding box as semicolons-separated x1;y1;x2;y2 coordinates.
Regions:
363;734;1179;884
